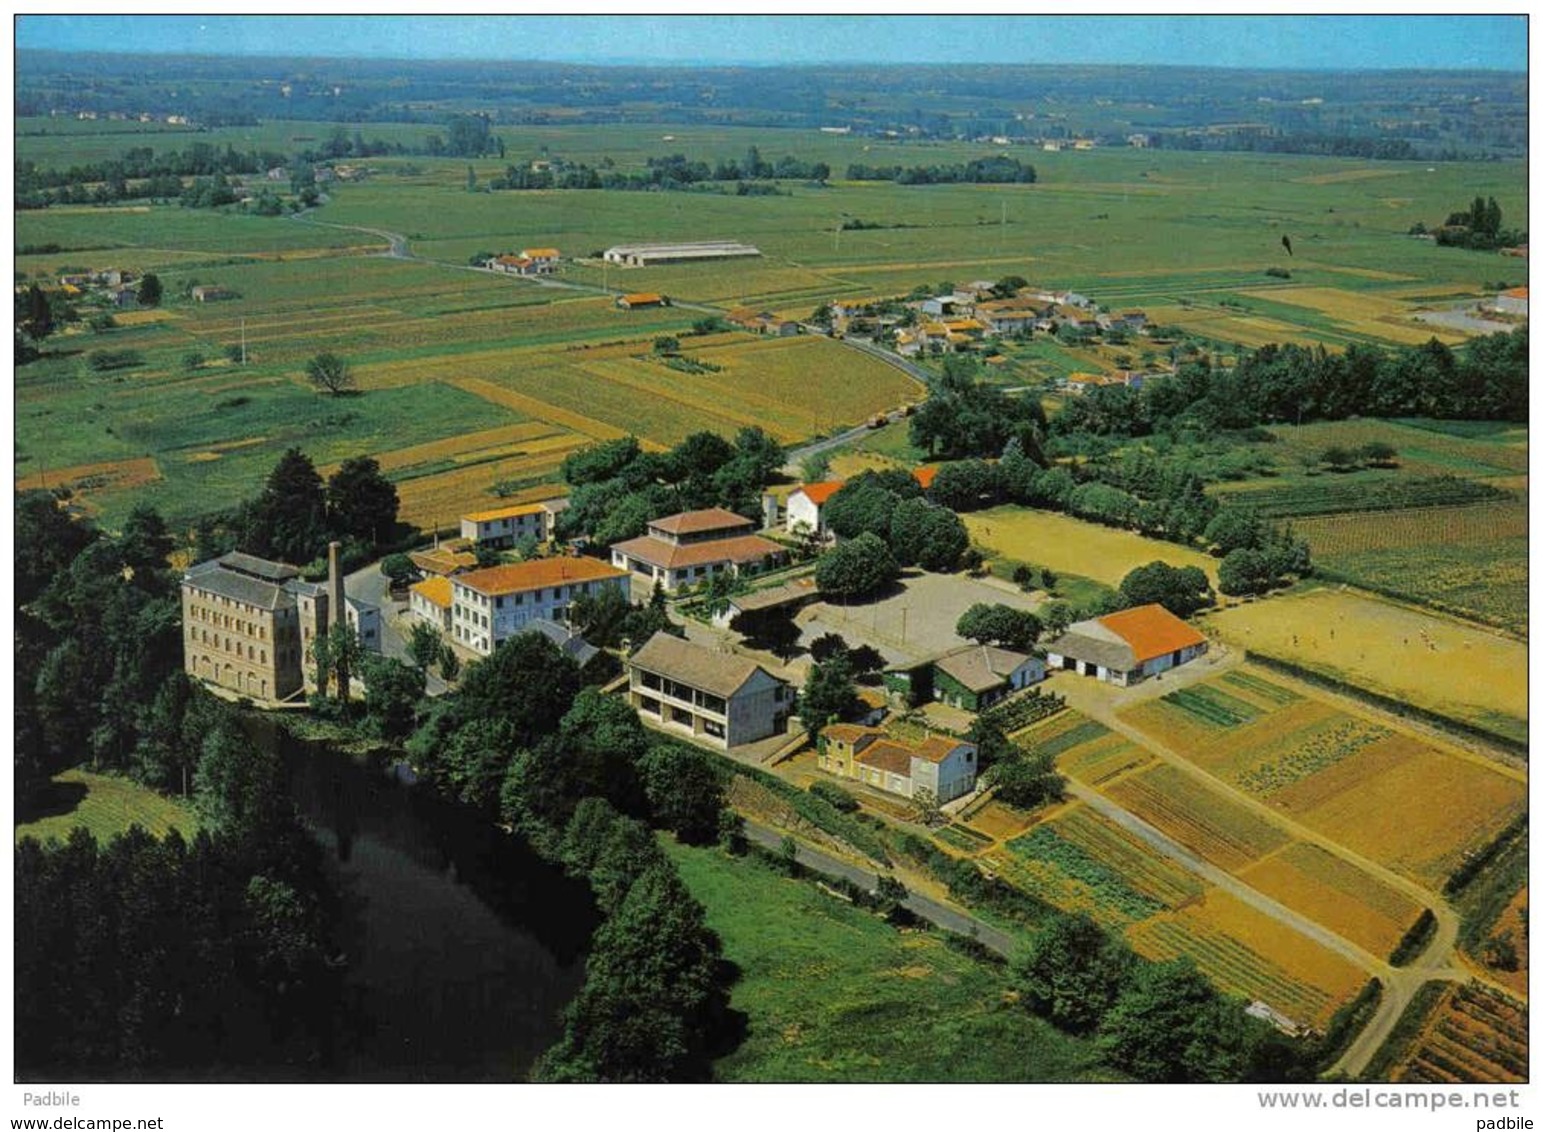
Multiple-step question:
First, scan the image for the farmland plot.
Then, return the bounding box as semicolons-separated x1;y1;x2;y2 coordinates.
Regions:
1239;843;1424;959
1394;982;1527;1084
1129;892;1365;1030
965;506;1219;588
1268;733;1526;888
1105;764;1290;872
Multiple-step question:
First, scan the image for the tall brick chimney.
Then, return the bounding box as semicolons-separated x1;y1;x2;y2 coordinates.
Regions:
328;540;349;701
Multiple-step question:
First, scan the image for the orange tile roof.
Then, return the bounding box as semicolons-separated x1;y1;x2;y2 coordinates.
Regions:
1096;603;1207;664
462;501;547;524
1502;286;1528;298
620;292;663;305
913;465;940;490
409;576;453;609
823;723;882;745
793;481;846;506
522;247;560;259
650;508;754;536
409;546;478;574
855;740;915;778
453;556;627;596
611;533;783;571
915;735;968;763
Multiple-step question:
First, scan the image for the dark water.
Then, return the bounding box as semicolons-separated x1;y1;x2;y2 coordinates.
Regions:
263;724;597;1082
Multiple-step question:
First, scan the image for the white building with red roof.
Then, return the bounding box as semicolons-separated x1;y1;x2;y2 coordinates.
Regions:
785;481;845;537
609;507;786;593
1043;603;1208;686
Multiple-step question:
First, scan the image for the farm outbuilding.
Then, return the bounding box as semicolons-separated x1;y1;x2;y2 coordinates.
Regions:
1044;603;1207;686
616;292;667;309
603;241;761;267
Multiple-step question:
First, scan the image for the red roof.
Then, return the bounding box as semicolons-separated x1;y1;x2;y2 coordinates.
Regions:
913;465;940;490
1096;604;1206;664
1502;286;1528;299
794;481;846;506
611;533;782;571
650;508;755;536
452;556;627;596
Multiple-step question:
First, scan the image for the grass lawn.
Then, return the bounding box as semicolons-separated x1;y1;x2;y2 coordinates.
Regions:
663;839;1116;1083
15;768;200;846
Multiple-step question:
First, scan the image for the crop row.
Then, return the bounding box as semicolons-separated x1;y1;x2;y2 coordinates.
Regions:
1027;718;1112;761
1058;735;1153;787
1220;670;1302;707
1108;767;1289;871
1235;716;1390;798
1229;474;1509;520
1162;686;1264;729
1005;826;1165;921
1051;808;1205;910
1131;915;1334;1028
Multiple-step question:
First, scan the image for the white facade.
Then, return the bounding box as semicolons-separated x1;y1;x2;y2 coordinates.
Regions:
785;490;826;536
460;506;549;548
451;572;627;656
629;660;792;749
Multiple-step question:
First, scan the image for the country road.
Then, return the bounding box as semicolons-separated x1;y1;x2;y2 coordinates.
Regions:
741;819;1016;957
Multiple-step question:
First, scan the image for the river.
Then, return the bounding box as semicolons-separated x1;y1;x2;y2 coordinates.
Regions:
268;725;596;1082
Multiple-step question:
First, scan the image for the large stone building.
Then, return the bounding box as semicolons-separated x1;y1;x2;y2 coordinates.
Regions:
817;724;977;804
448;556;629;656
181;543;379;702
1043;603;1207;686
627;631;793;749
609;507;785;593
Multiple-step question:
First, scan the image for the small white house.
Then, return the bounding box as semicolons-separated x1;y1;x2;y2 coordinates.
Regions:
785;481;845;537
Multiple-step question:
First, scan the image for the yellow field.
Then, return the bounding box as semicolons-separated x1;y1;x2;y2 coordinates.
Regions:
322;421;570;476
110;308;181;326
1240;286;1470;345
1267;732;1526;888
1393;982;1528;1084
1202;588;1528;744
1139;304;1333;349
394;454;577;532
1129;891;1365;1029
1239;843;1423;959
965;505;1219;587
16;456;162;510
1293;500;1529;555
1105;764;1290;872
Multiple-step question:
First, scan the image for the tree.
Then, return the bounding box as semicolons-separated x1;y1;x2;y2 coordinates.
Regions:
1097;958;1250;1083
240;448;328;565
955;603;1042;651
315;622;362;708
359;653;426;740
1216;547;1276;597
137;273;162;308
799;654;859;736
1012;911;1134;1033
380;552;416;588
305;352;354;396
326;456;399;546
990;747;1064;810
535;864;726;1082
637;743;726;845
1360;441;1399;467
652;336;680;355
1201;508;1264;556
118;505;175;587
1320;445;1359;472
814;532;898;600
437;641;460;682
888;497;970;571
406;620;444;671
1117;562;1213;618
16;490;98;606
808;632;850;663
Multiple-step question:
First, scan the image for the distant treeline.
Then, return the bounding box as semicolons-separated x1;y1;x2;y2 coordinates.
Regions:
845;155;1037;184
490;146;829;191
1151;131;1424;161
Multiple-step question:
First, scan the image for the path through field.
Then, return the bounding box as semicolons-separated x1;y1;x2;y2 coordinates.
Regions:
1046;659;1505;1078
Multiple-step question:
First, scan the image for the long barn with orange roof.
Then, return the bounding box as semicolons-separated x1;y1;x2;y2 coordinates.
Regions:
1044;602;1208;686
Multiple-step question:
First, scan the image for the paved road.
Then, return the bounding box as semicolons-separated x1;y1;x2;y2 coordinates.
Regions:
741;819;1016;957
345;560;447;696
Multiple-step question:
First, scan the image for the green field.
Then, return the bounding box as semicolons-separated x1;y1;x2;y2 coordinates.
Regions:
15;769;200;845
663;839;1115;1083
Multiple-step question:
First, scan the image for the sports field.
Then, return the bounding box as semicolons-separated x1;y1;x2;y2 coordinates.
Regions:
964;505;1219;588
1202;588;1528;746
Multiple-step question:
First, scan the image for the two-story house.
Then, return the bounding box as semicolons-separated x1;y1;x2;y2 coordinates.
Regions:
449;557;629;656
627;631;793;749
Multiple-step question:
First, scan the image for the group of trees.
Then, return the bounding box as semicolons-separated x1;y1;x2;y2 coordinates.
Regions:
557;429;782;546
487;145;830;193
845;155;1038;184
910;358;1048;461
16;495;189;803
195;447;401;571
402;631;736;1080
1423;195;1524;251
1057;331;1526;431
1011;911;1314;1082
16;709;348;1076
819;468;972;589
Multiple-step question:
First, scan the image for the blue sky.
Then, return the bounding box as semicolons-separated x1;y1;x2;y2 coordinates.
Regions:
15;15;1526;71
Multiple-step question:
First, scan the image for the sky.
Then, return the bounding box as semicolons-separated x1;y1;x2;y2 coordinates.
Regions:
12;14;1529;72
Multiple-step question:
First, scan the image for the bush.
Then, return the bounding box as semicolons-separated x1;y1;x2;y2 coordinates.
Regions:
808;779;859;813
